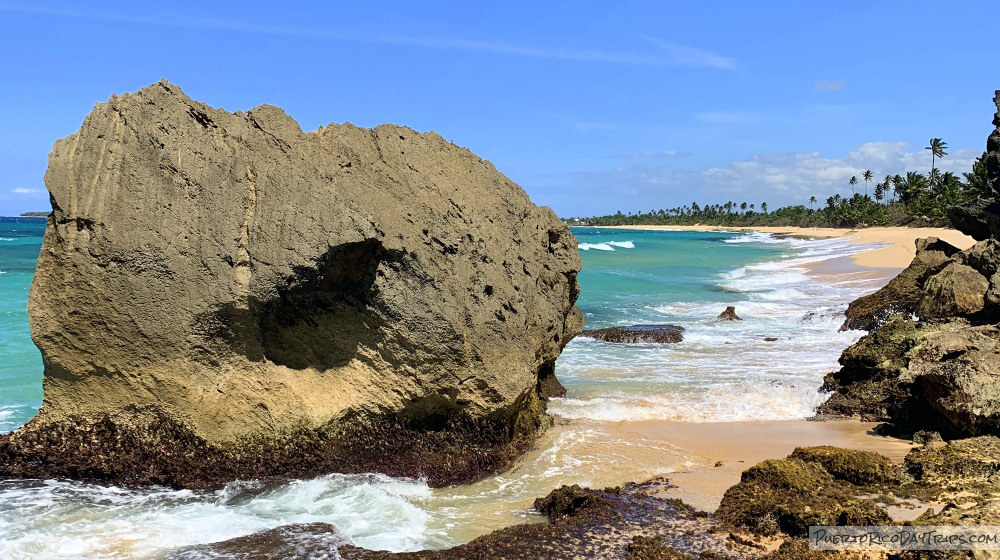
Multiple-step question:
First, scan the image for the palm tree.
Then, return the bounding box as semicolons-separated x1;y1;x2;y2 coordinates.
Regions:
882;175;894;203
761;202;768;214
933;171;964;206
925;138;948;187
862;170;873;197
849;175;858;195
740;202;747;213
898;171;928;209
809;196;817;209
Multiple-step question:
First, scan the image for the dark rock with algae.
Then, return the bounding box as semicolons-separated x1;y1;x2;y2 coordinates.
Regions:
583;324;685;344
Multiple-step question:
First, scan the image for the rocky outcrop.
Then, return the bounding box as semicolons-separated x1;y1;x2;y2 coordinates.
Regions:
947;91;1000;240
840;237;960;331
946;197;1000;241
916;261;989;318
821;91;1000;440
717;306;742;321
583;324;684;344
0;81;583;487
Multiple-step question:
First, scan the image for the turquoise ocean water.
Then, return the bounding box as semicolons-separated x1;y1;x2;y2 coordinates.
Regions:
0;222;889;558
0;217;45;433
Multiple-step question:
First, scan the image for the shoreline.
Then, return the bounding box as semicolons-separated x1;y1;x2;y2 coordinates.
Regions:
547;224;978;514
589;224;977;269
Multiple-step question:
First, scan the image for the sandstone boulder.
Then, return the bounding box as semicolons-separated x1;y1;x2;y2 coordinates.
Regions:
957;237;1000;278
0;81;583;487
917;262;989;319
841;237;958;331
911;326;1000;436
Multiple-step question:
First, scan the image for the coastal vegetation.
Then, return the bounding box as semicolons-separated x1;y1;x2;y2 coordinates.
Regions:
567;144;991;229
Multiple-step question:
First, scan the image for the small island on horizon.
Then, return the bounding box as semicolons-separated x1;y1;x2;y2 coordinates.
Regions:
17;212;49;217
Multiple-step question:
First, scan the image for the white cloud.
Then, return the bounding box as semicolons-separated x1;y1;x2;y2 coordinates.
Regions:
11;188;44;195
815;80;846;92
550;142;982;215
648;142;980;201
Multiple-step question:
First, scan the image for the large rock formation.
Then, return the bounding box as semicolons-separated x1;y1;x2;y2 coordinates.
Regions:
0;81;583;487
947;90;1000;239
820;91;1000;439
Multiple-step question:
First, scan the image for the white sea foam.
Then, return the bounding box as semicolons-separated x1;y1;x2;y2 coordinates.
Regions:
0;238;14;242
0;474;442;559
0;406;21;433
554;231;888;424
578;240;634;251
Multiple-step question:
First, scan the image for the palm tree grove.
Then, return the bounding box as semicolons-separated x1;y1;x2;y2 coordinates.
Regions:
567;141;991;228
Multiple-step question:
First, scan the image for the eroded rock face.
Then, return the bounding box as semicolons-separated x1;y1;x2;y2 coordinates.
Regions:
840;237;959;331
0;81;583;487
947;91;1000;240
917;262;989;318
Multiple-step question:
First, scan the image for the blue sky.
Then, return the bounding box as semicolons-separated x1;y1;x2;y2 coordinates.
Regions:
1;1;997;217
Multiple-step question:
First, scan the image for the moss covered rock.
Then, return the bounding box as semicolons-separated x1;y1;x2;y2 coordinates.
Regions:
788;446;903;487
716;457;891;537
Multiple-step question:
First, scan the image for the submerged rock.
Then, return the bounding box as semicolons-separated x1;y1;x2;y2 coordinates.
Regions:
583;324;684;344
0;81;583;487
716;306;742;321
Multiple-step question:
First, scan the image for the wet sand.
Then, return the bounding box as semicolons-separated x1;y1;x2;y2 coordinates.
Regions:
624;420;917;511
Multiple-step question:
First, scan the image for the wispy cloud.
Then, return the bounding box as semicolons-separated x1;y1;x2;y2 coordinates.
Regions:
639;36;737;70
0;2;736;69
815;79;846;92
10;188;43;195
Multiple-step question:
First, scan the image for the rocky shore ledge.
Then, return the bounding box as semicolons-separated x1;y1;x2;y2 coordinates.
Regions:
0;81;582;487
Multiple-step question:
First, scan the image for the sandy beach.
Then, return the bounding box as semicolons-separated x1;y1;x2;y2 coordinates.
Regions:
575;225;978;512
600;224;976;269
